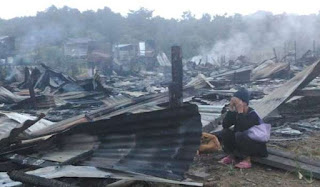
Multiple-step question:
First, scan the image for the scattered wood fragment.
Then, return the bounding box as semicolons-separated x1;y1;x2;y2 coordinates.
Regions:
106;179;136;187
253;148;320;179
8;170;77;187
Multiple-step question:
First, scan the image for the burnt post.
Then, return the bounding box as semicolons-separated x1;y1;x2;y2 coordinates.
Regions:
294;41;297;64
273;48;278;63
24;67;30;84
313;40;316;57
169;46;183;107
284;42;287;63
28;70;37;108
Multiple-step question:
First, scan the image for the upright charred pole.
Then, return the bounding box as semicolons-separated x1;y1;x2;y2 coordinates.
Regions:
169;46;183;107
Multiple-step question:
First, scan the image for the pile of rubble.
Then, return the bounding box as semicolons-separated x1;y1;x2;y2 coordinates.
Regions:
1;44;320;186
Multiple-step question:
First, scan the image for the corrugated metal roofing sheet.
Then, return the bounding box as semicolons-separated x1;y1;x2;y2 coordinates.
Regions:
0;165;203;187
0;112;54;142
253;59;320;119
157;52;171;67
252;61;289;80
0;87;27;104
56;104;202;180
29;75;211;137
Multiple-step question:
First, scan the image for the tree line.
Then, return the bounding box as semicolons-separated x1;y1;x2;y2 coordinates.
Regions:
0;5;319;63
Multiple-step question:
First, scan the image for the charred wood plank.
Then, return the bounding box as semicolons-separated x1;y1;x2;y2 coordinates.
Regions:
293;89;320;97
170;46;183;107
8;170;77;187
252;154;320;179
61;150;93;165
267;148;320;168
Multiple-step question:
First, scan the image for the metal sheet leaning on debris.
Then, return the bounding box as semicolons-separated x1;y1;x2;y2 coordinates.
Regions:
253;59;320;119
0;165;203;187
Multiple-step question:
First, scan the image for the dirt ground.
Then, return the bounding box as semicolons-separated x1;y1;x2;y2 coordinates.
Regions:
185;133;320;187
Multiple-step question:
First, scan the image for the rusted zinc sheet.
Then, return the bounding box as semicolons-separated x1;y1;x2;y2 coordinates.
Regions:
46;104;202;180
209;66;253;83
11;95;56;109
30;75;211;137
0;87;27;104
251;61;289;80
253;59;320;119
0;112;54;144
0;113;47;148
34;64;81;91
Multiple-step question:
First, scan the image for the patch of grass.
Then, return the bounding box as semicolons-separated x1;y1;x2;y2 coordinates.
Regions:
229;183;241;187
227;165;235;176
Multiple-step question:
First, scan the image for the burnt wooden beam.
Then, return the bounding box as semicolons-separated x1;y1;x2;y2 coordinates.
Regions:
252;154;320;179
267;147;320;168
0;161;24;172
28;69;37;108
313;40;316;57
8;170;77;187
169;46;183;107
293;89;320;97
294;41;297;64
273;48;278;63
61;150;93;165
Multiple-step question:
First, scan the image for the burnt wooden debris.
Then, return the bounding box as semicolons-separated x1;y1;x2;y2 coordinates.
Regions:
8;170;77;187
2;41;320;187
169;46;183;107
253;148;320;180
0;113;45;147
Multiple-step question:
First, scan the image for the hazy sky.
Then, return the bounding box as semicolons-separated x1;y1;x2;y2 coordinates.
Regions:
1;0;320;19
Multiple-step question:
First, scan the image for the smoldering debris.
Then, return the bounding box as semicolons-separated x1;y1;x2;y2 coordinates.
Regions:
1;41;320;186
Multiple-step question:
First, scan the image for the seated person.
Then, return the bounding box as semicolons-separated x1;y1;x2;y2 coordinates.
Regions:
219;88;268;169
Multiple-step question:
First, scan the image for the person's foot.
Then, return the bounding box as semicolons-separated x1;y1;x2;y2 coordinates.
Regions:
218;155;235;165
235;160;252;169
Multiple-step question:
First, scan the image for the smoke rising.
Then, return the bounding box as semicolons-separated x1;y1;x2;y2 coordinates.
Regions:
200;11;320;63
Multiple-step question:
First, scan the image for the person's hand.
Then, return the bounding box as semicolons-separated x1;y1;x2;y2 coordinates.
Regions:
229;98;236;111
235;99;244;113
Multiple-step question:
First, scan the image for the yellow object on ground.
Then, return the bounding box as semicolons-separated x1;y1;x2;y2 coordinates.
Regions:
199;132;221;154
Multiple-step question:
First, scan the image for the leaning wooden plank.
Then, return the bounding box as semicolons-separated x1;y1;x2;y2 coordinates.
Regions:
267;148;320;168
253;59;320;119
252;154;320;179
8;170;76;187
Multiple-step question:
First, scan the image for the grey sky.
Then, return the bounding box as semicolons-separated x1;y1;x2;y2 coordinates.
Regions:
1;0;320;19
